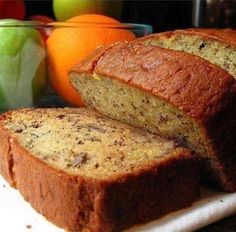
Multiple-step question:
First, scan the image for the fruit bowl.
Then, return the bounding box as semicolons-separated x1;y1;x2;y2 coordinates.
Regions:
0;20;153;111
47;21;153;35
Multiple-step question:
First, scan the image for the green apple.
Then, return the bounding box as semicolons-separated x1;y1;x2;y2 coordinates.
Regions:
53;0;123;21
0;19;47;111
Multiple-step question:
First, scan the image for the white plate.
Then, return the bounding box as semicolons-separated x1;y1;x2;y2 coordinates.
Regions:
0;175;236;232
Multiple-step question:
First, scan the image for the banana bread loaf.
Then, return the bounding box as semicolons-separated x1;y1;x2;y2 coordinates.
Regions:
70;42;236;192
0;108;199;232
139;28;236;78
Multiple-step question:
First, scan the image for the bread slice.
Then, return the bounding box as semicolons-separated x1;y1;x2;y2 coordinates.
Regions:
70;42;236;192
0;108;199;232
139;28;236;78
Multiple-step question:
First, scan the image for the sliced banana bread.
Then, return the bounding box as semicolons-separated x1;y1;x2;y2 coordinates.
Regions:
139;28;236;78
70;42;236;192
0;108;199;232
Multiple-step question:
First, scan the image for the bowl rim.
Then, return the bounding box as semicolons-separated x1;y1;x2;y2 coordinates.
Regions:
0;20;153;33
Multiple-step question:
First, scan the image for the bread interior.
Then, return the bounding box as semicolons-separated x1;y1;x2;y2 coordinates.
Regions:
4;108;179;179
71;73;211;158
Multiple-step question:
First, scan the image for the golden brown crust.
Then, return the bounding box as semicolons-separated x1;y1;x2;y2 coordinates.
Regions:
0;110;200;232
72;42;235;122
99;153;200;231
74;44;116;74
0;113;16;187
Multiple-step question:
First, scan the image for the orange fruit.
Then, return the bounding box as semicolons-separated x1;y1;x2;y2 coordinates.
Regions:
46;14;136;106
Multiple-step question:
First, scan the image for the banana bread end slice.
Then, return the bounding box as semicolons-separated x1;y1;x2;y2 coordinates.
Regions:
0;108;200;232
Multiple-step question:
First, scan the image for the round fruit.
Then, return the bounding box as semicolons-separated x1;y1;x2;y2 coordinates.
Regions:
53;0;123;21
0;19;47;111
0;0;25;20
46;14;136;106
29;15;54;24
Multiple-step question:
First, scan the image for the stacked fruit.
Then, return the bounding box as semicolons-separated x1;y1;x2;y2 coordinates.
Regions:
0;0;135;110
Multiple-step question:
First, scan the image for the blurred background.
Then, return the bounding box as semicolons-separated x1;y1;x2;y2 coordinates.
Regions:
25;0;236;32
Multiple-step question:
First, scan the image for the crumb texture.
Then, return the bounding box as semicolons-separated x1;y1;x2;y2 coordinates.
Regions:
3;108;179;179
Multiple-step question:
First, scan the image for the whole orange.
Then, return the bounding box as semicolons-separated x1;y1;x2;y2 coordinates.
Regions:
46;14;136;106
